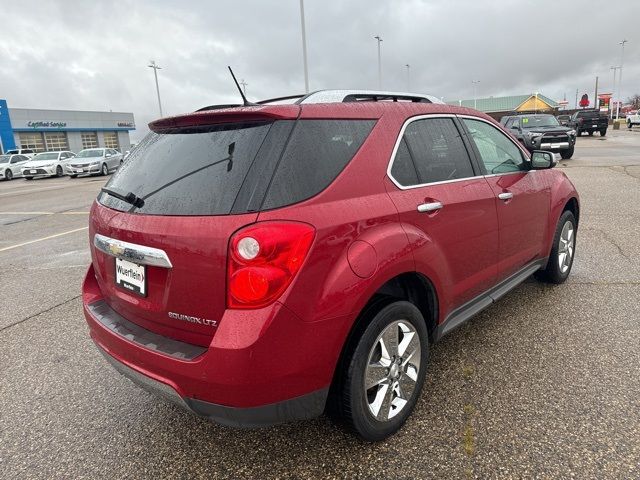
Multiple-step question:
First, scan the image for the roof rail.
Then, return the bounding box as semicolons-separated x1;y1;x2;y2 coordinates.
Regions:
295;90;444;105
196;90;444;112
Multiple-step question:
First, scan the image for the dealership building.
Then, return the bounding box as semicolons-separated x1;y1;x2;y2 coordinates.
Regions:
0;99;135;154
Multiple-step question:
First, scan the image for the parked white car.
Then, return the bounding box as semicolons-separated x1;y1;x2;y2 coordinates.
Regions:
66;148;123;178
5;148;36;159
626;110;640;128
21;151;76;179
0;154;31;180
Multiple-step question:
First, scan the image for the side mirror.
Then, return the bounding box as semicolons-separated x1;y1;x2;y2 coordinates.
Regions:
510;125;519;130
531;150;556;169
106;153;112;157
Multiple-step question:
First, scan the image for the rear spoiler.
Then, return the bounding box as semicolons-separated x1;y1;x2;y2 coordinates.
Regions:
149;105;300;133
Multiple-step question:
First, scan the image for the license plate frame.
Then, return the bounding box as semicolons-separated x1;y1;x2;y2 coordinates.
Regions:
115;257;147;297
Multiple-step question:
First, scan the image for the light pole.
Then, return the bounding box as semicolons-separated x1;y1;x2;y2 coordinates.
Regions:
239;79;248;96
374;35;383;89
610;66;620;119
472;80;480;109
148;60;163;117
534;91;539;113
405;64;410;91
299;0;309;93
616;39;627;120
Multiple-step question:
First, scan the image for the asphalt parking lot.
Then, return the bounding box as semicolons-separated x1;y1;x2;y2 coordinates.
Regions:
1;131;639;479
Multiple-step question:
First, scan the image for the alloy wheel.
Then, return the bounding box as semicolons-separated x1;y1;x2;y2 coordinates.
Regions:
364;320;421;422
558;221;575;273
5;169;12;180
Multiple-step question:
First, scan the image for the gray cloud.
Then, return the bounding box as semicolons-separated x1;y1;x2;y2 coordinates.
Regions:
1;0;638;142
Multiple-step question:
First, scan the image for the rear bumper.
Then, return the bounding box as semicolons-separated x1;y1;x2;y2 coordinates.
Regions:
83;264;341;427
97;344;327;427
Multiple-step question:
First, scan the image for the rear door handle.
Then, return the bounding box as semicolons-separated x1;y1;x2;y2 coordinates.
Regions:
417;202;443;213
498;192;513;201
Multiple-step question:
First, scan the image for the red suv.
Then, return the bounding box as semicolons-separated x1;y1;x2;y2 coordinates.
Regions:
83;90;579;441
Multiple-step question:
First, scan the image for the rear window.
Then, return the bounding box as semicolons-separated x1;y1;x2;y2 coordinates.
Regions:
98;119;375;216
261;119;375;209
99;122;274;215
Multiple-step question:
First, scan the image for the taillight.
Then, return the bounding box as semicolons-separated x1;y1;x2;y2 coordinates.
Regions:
227;221;315;309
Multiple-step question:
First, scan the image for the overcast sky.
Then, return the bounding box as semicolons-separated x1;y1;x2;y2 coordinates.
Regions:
1;0;638;142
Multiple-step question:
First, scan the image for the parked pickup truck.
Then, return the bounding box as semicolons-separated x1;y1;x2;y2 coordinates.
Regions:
568;110;608;136
626;110;640;129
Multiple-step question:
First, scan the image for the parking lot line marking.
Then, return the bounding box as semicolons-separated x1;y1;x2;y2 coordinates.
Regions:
0;227;88;253
0;211;89;215
0;186;72;197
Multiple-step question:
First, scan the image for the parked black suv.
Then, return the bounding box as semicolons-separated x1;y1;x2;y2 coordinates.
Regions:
567;110;608;136
501;114;577;159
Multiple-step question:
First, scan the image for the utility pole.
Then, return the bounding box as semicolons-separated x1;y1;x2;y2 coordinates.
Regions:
594;76;599;110
610;66;620;119
534;91;538;114
472;80;480;109
148;60;163;117
299;0;309;93
575;89;579;109
405;64;411;91
239;79;248;96
616;39;627;120
374;35;383;89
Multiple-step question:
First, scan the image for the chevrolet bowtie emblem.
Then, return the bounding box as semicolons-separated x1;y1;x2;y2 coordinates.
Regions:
108;244;125;256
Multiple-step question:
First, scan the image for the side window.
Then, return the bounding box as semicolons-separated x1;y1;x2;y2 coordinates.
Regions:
390;138;419;186
463;119;526;174
402;118;475;184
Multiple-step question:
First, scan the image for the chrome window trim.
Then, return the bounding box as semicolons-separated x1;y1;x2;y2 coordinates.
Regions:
386;114;483;190
94;234;173;268
386;114;533;190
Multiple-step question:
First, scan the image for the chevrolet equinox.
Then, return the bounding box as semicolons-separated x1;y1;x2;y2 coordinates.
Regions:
83;90;579;441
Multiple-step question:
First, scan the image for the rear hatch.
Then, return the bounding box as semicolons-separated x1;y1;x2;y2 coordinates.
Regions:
89;108;298;346
88;106;377;346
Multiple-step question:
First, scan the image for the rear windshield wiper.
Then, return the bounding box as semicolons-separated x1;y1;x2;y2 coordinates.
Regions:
101;187;145;208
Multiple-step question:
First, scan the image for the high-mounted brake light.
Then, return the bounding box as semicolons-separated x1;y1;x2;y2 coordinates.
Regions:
227;222;315;309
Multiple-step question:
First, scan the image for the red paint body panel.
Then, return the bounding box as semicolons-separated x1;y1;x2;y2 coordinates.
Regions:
83;101;579;415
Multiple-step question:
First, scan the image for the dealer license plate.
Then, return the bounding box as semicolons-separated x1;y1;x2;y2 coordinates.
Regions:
115;257;146;296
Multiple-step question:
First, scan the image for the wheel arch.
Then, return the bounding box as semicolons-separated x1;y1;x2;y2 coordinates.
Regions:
326;271;438;414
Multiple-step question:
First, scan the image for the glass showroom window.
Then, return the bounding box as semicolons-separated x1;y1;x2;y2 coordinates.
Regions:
103;131;119;149
44;132;69;151
81;132;99;149
19;132;46;152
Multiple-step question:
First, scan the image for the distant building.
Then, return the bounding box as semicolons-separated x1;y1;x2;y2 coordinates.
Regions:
448;93;560;121
0;99;135;154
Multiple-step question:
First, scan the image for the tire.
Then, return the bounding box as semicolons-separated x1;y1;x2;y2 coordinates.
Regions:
334;301;429;441
560;146;574;159
575;129;581;137
69;174;78;179
535;210;577;284
101;163;108;176
55;165;63;177
600;129;607;137
628;121;632;129
588;130;594;136
5;169;12;181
